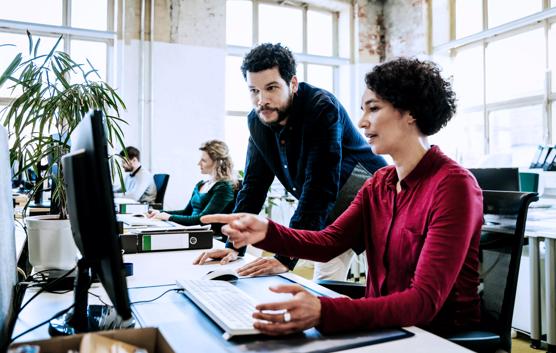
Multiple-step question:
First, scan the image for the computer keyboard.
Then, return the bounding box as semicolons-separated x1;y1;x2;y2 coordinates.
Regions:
176;279;260;339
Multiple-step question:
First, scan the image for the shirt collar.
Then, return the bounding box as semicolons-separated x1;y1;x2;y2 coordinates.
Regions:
383;145;441;191
130;165;142;177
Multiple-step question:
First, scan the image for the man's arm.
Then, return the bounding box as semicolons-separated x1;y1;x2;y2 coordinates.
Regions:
226;137;275;256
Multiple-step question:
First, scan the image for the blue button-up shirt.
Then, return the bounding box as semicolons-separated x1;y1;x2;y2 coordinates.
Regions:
229;83;387;263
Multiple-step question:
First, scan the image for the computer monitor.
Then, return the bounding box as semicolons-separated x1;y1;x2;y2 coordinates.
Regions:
0;127;24;351
48;110;134;335
468;168;521;191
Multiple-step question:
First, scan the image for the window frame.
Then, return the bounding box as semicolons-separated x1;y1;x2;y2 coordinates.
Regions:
0;0;116;106
432;0;556;160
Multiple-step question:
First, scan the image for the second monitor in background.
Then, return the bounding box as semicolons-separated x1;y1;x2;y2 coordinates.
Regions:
468;168;520;192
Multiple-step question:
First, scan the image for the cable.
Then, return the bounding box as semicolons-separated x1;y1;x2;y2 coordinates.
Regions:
88;291;110;306
9;304;74;343
18;267;76;313
130;288;182;305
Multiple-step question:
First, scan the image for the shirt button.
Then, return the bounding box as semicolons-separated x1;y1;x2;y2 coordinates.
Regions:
292;187;296;191
280;140;286;145
284;165;288;169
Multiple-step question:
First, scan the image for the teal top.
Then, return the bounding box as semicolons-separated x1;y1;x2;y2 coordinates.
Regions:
164;180;234;226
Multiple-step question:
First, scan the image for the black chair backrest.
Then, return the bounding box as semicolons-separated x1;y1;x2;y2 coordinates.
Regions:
153;174;170;205
480;190;538;351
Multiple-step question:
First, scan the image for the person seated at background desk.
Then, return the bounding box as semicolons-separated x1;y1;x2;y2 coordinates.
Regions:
148;140;235;225
195;43;387;280
202;58;483;336
113;146;157;203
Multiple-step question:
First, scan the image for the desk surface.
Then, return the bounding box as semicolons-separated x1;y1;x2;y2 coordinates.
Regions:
12;243;472;352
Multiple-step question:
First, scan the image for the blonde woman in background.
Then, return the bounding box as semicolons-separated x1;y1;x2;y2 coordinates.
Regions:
148;140;235;225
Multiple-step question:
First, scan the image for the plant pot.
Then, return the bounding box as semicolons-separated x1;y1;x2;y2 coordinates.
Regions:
26;215;80;271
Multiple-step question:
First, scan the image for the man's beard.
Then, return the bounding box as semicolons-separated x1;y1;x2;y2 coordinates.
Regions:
256;94;294;127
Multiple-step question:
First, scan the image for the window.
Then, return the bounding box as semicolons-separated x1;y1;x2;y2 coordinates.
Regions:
0;1;115;98
488;105;543;166
455;0;483;39
550;24;556;93
432;1;554;168
1;0;63;26
225;0;346;171
226;0;252;47
488;0;541;28
259;4;303;52
485;28;544;103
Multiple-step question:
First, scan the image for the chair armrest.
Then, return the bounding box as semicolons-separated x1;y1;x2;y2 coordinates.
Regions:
316;279;366;299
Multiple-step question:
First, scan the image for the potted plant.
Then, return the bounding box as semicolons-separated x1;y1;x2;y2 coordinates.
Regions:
0;32;127;270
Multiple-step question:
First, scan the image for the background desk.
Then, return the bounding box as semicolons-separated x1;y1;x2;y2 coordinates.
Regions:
522;204;556;351
13;243;472;352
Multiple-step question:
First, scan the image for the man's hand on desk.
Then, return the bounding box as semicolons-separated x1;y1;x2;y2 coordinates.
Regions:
253;284;322;335
193;248;239;265
237;257;288;276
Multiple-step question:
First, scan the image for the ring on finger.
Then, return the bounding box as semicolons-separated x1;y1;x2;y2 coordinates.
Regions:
283;312;291;323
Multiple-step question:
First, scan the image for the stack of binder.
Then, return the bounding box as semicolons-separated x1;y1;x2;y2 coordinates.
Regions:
120;225;213;253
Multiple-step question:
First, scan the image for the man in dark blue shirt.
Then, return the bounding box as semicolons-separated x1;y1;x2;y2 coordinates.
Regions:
194;43;387;279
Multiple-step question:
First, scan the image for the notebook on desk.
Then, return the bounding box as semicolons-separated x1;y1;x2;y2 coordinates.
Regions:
117;214;186;230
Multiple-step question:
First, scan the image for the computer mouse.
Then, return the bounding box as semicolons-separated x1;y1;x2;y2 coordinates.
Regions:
132;213;145;218
202;269;239;282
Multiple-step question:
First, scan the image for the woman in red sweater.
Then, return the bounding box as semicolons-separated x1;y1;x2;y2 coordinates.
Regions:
202;58;483;336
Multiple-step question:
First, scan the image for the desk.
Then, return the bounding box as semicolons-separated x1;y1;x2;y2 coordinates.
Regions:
12;244;472;352
522;203;556;352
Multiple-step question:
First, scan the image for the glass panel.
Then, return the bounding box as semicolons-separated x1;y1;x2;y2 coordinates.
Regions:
71;0;108;31
0;33;64;98
488;0;541;28
432;111;484;167
486;28;544;103
550;24;556;93
455;0;483;39
306;64;333;93
226;0;253;46
307;10;333;56
552;102;556;145
2;0;63;26
225;116;250;172
259;4;302;53
70;40;107;83
453;45;483;108
296;63;305;82
226;56;252;112
432;0;450;45
489;105;543;167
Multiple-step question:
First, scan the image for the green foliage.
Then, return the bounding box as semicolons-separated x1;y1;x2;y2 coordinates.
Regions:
0;32;127;219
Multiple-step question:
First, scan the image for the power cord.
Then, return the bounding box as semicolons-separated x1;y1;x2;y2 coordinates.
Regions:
17;267;76;314
130;288;183;305
9;304;74;343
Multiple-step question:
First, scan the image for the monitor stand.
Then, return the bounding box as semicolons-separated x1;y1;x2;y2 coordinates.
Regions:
48;259;134;336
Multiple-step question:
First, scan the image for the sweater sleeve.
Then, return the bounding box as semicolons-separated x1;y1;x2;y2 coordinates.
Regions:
315;173;483;334
170;182;234;226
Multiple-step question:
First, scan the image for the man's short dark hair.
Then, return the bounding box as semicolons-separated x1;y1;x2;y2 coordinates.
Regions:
241;43;296;83
120;146;140;161
365;58;457;136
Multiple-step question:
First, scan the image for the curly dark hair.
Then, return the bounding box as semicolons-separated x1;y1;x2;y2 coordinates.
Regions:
241;43;296;83
364;58;457;136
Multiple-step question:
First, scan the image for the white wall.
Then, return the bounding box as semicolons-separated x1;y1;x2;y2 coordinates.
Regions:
118;39;226;209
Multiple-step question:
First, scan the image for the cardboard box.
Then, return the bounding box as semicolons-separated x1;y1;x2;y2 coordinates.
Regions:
10;327;175;353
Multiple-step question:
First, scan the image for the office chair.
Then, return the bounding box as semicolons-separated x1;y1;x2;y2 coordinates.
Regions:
211;179;242;242
519;172;539;193
151;174;170;210
446;190;538;353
